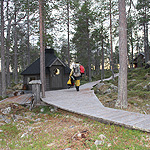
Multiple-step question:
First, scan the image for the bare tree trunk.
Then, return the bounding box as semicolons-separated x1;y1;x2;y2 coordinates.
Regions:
27;0;30;66
86;18;91;82
101;36;104;81
117;0;128;109
14;4;18;84
131;30;134;69
39;0;45;98
67;0;70;66
6;1;11;87
1;0;6;97
95;45;100;75
110;0;114;80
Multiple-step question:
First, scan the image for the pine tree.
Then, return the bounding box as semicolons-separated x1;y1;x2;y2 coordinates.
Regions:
117;0;128;108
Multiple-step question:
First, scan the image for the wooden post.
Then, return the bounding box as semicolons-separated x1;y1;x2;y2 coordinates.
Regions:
29;80;41;104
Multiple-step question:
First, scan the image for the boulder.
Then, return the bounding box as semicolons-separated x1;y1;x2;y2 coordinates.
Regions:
145;61;150;69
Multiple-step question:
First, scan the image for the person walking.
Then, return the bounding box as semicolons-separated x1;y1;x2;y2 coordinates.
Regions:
67;62;85;91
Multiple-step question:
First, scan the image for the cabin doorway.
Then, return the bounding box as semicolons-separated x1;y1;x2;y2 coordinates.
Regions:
50;66;63;90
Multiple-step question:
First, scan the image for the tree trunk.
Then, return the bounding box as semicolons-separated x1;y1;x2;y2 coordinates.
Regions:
67;0;70;66
86;18;91;82
101;37;104;81
95;45;100;75
27;0;30;66
14;4;18;84
110;0;114;80
1;0;6;97
131;30;134;69
39;0;45;98
117;0;128;109
6;1;11;87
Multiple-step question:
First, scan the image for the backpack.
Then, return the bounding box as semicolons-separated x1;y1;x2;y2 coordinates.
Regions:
73;64;81;77
80;65;85;74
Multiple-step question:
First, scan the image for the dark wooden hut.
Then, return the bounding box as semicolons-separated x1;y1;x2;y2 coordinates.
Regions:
21;48;70;91
133;53;145;68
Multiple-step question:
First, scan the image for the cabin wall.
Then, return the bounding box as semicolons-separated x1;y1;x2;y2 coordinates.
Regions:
46;73;50;91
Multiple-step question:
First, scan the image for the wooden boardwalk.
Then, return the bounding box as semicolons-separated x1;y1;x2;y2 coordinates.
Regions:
42;79;150;133
0;94;32;105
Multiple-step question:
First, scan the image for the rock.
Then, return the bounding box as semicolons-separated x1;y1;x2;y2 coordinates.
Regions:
104;88;111;94
143;82;150;91
131;79;136;81
1;107;11;114
99;134;106;140
47;143;55;147
77;133;82;138
40;108;44;112
50;106;57;112
28;127;32;132
134;103;138;107
34;118;41;122
108;143;112;147
50;109;55;112
145;61;150;69
143;73;150;80
5;118;11;123
21;132;28;138
94;140;103;146
0;115;5;121
110;84;118;92
96;82;104;89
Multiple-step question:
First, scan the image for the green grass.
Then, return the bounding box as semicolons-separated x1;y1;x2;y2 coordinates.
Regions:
0;123;21;139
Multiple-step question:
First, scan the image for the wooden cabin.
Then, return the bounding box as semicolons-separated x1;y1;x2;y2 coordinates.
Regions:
21;48;70;91
133;53;145;68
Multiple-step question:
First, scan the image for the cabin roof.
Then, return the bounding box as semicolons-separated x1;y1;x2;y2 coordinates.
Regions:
21;48;70;75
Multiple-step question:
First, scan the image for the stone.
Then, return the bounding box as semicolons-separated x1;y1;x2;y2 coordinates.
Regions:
77;133;82;138
5;119;11;123
134;103;138;107
94;140;103;146
1;107;11;114
131;79;136;81
28;127;32;132
47;143;55;147
96;82;105;89
104;88;111;94
40;108;44;112
34;118;41;122
21;132;28;138
108;143;112;147
110;84;118;92
99;134;106;140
